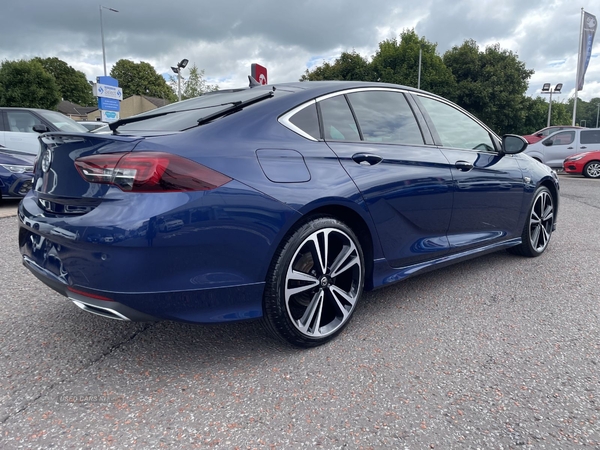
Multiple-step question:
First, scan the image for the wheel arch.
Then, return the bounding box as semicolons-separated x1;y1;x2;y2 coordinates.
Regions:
539;177;560;221
274;201;381;291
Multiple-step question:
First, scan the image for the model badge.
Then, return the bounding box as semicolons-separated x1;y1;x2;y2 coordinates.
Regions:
41;150;52;173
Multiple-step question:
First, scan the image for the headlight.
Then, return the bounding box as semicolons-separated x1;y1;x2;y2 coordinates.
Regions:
565;153;587;161
0;164;34;173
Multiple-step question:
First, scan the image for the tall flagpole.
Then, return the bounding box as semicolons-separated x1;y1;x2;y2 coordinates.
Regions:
573;8;584;125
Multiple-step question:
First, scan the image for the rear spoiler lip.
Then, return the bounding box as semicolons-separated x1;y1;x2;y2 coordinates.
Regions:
39;131;143;142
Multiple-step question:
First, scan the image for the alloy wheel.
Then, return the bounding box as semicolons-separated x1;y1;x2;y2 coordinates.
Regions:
529;190;553;253
284;227;362;338
585;162;600;178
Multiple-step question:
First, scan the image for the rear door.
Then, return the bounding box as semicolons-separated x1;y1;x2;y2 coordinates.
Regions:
579;129;600;153
413;94;526;252
320;88;454;267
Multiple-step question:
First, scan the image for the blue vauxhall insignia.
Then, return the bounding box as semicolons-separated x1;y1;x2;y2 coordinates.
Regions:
18;81;559;347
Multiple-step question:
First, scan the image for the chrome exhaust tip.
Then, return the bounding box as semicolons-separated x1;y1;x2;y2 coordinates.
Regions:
70;299;131;321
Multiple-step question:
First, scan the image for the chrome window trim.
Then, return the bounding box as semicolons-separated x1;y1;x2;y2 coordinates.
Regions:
279;87;415;142
278;100;320;141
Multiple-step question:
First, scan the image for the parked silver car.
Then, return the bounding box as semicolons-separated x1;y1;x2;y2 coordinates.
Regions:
524;128;600;168
0;108;89;155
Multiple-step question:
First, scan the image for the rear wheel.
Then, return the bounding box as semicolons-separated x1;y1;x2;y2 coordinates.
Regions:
583;161;600;178
508;186;554;257
263;217;364;347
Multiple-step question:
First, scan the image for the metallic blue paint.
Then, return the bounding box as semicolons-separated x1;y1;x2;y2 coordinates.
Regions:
17;81;560;325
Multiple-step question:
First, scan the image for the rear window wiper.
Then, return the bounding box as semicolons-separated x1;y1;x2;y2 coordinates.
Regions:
196;90;274;125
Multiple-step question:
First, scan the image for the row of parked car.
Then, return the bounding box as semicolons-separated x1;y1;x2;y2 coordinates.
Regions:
2;108;600;203
522;125;600;178
0;107;105;201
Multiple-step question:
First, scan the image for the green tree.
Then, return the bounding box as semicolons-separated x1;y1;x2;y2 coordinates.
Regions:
0;59;61;109
33;57;95;106
568;97;600;127
371;30;457;99
110;59;176;102
520;97;571;135
301;51;373;82
443;40;534;135
175;64;219;100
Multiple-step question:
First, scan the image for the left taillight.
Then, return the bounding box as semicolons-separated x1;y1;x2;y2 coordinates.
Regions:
74;152;232;192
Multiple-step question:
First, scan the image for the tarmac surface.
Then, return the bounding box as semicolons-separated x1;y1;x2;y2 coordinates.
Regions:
0;175;599;448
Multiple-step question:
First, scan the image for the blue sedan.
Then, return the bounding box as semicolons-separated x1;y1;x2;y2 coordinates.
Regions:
0;149;34;200
18;81;559;347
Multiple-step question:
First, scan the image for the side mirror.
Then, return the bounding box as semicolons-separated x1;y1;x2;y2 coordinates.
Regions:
535;132;543;137
501;134;528;154
543;140;553;147
33;124;50;133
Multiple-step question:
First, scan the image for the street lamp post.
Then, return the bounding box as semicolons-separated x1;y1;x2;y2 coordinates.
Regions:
540;83;563;128
596;103;600;128
99;6;119;76
171;59;189;102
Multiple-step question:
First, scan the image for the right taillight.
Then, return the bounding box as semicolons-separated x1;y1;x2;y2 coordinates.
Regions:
74;152;231;192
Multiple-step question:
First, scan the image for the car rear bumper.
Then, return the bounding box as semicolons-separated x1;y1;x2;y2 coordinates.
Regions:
18;181;301;323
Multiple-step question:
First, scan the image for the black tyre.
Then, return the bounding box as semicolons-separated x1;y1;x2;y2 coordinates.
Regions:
583;161;600;178
508;186;554;257
263;216;364;347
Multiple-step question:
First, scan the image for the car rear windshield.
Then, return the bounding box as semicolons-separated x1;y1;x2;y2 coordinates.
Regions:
115;89;271;132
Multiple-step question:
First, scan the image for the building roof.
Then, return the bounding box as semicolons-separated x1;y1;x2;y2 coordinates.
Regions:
58;100;97;116
141;95;170;108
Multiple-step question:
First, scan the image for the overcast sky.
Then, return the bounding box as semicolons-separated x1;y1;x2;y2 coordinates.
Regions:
2;0;600;102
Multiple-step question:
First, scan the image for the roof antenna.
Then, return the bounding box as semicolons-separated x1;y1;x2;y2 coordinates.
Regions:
248;75;261;88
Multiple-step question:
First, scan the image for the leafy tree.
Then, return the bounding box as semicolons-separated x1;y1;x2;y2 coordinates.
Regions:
371;30;457;99
301;51;373;82
172;64;219;100
33;57;95;106
520;97;571;135
0;59;61;109
443;40;534;135
110;59;176;102
568;96;600;127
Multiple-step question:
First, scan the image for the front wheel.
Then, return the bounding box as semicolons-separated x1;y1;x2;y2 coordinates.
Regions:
583;161;600;178
508;186;554;257
263;217;364;347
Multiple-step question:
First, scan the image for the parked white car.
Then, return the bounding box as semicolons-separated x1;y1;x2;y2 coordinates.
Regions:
524;128;600;168
0;108;89;155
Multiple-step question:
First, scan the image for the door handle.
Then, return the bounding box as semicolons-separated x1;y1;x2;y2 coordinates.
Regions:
455;160;473;171
580;146;587;149
352;153;383;166
567;147;574;149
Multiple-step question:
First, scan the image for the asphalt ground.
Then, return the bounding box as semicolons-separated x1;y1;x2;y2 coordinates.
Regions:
0;175;599;449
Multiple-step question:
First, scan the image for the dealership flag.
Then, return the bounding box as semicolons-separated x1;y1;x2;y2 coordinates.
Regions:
577;11;597;91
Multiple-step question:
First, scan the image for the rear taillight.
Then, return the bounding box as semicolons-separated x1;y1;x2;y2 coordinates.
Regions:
74;152;231;192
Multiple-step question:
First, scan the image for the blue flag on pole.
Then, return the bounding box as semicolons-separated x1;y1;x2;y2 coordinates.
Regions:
577;11;597;91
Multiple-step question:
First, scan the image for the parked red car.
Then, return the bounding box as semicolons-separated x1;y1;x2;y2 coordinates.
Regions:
563;151;600;178
523;125;583;144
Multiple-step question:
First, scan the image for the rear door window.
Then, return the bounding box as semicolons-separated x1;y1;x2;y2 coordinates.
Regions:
319;95;360;141
346;91;424;145
580;130;600;144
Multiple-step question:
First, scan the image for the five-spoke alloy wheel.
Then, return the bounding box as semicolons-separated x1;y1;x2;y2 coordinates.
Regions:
263;217;364;347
